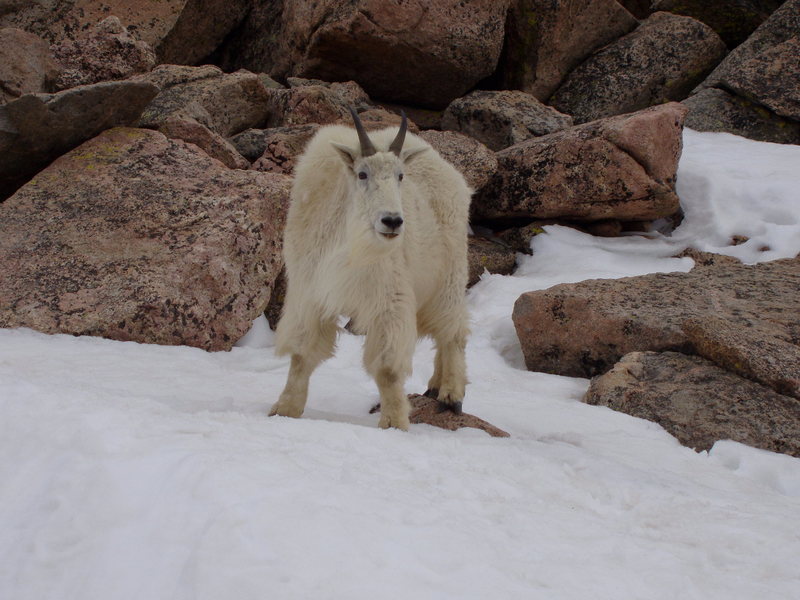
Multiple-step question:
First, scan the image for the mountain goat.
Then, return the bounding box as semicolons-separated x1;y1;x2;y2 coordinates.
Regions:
270;109;471;430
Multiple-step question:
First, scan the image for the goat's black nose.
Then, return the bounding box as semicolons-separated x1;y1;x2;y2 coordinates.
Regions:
381;214;404;230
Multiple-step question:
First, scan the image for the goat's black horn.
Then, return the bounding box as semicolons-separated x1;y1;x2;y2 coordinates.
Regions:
349;107;377;157
389;111;407;156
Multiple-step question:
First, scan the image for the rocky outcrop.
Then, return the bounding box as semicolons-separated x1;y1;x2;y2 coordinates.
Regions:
0;79;159;200
0;28;61;103
0;127;290;351
513;255;800;378
550;12;727;124
683;88;800;145
50;16;156;90
0;0;249;66
475;103;687;222
584;351;800;457
499;0;638;101
215;0;510;109
652;0;784;48
441;90;573;151
467;236;517;287
250;125;320;175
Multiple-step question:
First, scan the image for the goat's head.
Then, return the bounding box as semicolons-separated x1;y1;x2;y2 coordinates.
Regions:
332;108;427;241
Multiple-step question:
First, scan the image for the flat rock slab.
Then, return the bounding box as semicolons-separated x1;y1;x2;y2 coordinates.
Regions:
513;255;800;379
407;395;510;437
0;127;291;351
585;351;800;457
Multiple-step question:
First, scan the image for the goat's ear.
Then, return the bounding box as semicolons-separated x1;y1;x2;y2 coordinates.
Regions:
331;142;358;169
401;146;428;165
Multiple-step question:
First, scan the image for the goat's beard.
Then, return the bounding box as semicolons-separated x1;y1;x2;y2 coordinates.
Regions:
346;217;399;267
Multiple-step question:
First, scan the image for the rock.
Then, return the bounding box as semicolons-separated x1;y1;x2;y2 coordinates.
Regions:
499;0;638;101
356;108;421;132
683;87;800;144
682;317;800;400
550;12;727;124
376;102;444;130
285;77;373;110
265;84;353;128
0;0;249;66
512;255;800;378
718;36;800;122
584;351;800;457
652;0;783;48
158;117;250;170
250;125;320;175
265;269;287;330
617;1;652;19
133;64;223;90
215;0;510;109
0;27;60;103
50;16;156;90
0;127;291;351
467;236;517;287
698;0;800;91
441;90;573;151
418;130;498;194
137;68;272;138
0;79;159;200
476;103;687;222
382;394;510;437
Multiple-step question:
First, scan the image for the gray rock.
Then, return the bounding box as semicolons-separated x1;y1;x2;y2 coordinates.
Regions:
467;236;517;287
476;103;687;222
550;12;727;123
683;87;800;145
250;125;321;175
0;127;291;351
513;255;800;378
0;79;159;199
442;90;573;151
584;351;800;457
499;0;638;101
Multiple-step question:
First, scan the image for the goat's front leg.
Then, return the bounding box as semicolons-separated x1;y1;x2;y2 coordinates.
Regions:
364;310;416;431
270;354;315;418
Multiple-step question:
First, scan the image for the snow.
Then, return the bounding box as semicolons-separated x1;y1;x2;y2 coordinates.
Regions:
2;129;800;599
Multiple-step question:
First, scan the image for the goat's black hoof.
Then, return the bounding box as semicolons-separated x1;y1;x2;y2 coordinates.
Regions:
437;401;463;415
369;402;381;414
424;388;439;399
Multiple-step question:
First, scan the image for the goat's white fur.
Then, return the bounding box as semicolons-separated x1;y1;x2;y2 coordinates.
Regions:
271;122;471;430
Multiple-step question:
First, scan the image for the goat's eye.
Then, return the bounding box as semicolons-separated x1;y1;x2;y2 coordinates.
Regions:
358;171;368;180
398;173;404;181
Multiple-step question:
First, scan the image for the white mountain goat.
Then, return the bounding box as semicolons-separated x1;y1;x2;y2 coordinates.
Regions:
270;109;472;430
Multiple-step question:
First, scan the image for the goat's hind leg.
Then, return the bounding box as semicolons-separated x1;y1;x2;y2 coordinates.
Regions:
270;316;337;418
426;318;468;414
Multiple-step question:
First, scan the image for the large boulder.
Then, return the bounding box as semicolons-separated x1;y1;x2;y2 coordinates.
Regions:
682;87;800;145
0;79;159;200
550;12;727;123
0;0;249;65
512;255;800;379
475;103;687;222
137;67;272;138
718;36;800;122
441;90;573;151
50;16;156;90
584;351;800;457
498;0;638;101
0;127;291;351
651;0;784;48
699;0;800;91
0;27;61;103
215;0;510;109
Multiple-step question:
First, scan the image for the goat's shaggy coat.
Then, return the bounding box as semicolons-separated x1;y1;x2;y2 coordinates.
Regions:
271;117;471;429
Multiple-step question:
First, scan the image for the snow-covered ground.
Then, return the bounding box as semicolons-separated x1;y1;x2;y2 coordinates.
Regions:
2;130;799;599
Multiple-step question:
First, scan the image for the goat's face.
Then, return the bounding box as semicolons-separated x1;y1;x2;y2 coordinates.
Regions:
332;110;426;242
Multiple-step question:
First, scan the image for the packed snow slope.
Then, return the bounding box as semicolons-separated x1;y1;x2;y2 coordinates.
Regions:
2;130;800;599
